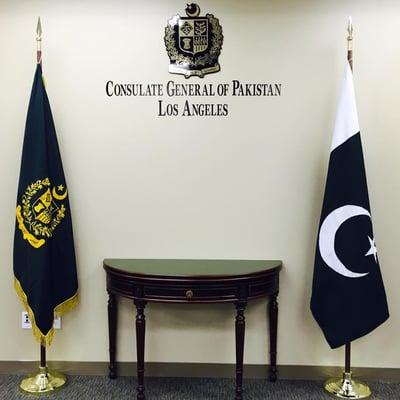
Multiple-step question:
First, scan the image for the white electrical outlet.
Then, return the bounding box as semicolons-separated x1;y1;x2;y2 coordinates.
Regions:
21;312;61;330
21;311;31;329
53;315;61;329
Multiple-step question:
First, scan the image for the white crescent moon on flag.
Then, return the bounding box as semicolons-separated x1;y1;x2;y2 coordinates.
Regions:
319;205;370;278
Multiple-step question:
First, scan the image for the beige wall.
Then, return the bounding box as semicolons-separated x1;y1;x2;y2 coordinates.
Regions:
0;0;399;369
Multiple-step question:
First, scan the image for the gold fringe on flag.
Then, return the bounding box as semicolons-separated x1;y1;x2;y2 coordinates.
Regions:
14;277;78;346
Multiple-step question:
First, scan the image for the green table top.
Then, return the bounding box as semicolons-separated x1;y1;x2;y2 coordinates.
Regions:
103;259;282;277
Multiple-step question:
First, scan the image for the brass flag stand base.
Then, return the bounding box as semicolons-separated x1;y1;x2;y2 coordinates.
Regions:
324;343;371;399
19;344;67;395
324;372;371;399
20;366;66;395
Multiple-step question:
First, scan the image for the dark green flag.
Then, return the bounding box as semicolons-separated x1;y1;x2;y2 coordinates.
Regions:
14;63;78;346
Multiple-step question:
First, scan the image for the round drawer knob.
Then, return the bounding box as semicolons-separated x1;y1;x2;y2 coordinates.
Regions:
186;290;194;299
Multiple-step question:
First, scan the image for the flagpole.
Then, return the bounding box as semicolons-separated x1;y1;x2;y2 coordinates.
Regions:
345;342;351;373
323;17;372;399
345;15;353;381
19;18;67;395
345;14;353;379
40;344;46;368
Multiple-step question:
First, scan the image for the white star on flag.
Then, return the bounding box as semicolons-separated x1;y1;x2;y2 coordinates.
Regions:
365;236;378;263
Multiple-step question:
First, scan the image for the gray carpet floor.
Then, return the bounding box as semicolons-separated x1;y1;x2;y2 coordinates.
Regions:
0;375;399;399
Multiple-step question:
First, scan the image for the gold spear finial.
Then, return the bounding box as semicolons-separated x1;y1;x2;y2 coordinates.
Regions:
36;17;42;38
347;16;353;44
36;17;42;64
347;16;353;70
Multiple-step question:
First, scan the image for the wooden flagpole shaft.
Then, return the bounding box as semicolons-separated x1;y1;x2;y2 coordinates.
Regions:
348;49;353;70
347;43;353;71
345;342;351;373
40;344;46;368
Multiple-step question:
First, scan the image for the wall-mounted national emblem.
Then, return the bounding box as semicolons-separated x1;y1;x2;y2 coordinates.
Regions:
164;3;223;78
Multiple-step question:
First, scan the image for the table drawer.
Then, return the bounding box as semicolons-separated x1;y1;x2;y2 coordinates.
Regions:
143;285;237;302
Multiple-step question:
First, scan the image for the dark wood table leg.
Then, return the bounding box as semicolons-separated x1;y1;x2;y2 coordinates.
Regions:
235;301;247;400
134;300;147;400
268;293;278;382
107;291;117;379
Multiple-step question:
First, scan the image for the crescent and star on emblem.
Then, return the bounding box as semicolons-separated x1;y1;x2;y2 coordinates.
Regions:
185;3;200;18
52;184;68;201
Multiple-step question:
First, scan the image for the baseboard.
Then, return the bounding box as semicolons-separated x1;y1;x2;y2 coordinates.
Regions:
0;361;398;382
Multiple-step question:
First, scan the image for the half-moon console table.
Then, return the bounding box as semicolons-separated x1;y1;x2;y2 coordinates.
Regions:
104;259;282;400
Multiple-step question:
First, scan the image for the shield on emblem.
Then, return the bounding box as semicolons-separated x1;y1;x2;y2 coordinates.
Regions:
178;18;209;55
